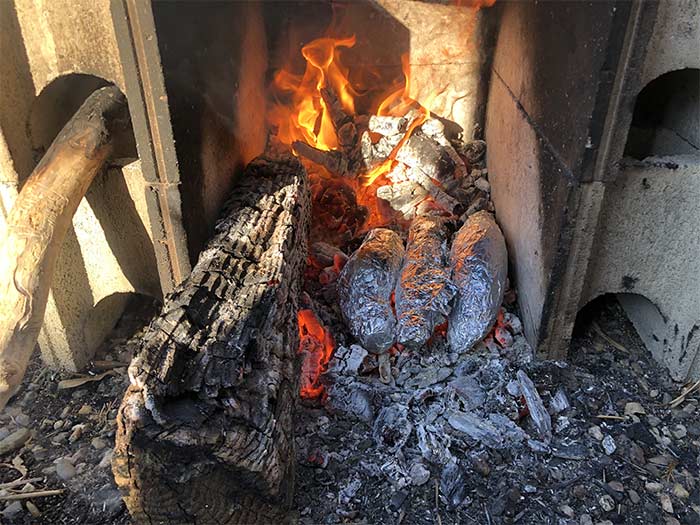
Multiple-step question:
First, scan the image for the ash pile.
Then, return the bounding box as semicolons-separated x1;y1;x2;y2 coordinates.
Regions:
293;101;698;525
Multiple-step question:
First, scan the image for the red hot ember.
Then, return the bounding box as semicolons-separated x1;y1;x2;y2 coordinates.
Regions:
297;308;335;400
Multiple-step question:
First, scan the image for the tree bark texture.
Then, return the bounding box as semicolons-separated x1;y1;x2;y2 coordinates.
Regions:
112;154;310;524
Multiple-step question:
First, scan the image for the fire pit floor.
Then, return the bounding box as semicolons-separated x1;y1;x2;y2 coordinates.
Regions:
293;297;699;525
0;300;697;524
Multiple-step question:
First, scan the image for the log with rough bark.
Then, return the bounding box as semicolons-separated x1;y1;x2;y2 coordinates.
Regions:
113;154;310;524
0;86;130;410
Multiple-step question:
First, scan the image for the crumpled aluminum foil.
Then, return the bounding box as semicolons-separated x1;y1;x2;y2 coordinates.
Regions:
395;217;457;348
447;211;507;352
337;228;404;353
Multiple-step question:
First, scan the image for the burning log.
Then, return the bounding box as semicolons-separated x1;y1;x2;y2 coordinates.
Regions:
320;87;357;149
113;154;310;524
447;211;507;352
337;228;404;354
294;141;348;176
395;217;457;349
310;178;368;246
310;241;347;268
369;115;408;137
395;127;465;185
377;162;460;219
0;86;130;410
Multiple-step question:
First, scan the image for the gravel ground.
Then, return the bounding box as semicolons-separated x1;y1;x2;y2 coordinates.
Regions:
0;298;697;525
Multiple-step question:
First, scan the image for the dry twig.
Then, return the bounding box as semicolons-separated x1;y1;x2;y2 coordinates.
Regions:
0;489;64;501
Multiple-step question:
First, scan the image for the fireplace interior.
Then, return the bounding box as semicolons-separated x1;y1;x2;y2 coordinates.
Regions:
0;0;698;523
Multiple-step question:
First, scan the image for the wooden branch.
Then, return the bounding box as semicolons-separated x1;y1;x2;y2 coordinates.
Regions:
113;154;311;524
0;86;130;410
293;140;348;176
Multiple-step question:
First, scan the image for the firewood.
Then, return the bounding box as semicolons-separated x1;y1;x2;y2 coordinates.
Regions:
112;154;311;524
319;87;358;149
377;162;459;218
310;242;347;268
369;115;408;137
0;86;130;410
293;140;348;176
395;131;459;185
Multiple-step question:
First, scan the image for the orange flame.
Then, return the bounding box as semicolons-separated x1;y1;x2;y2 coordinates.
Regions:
297;308;335;400
269;36;356;151
269;1;496;234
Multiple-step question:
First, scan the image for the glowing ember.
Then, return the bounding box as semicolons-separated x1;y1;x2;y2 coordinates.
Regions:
297;308;335;400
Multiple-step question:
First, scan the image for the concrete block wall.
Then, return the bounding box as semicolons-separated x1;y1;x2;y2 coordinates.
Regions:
0;0;163;371
581;0;700;380
583;157;700;380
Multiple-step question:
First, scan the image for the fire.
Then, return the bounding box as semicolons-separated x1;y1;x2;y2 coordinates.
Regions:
297;308;335;400
269;36;356;151
269;35;441;234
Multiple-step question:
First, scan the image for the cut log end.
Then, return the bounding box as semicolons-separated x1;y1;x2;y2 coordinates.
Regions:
113;154;310;523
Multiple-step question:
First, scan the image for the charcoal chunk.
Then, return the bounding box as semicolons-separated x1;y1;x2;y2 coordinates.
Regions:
373;405;412;451
447;211;507;352
395;217;457;348
516;370;552;440
440;461;470;509
338;228;404;353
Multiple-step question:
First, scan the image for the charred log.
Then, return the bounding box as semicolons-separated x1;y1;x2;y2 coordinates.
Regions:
294;141;348;176
113;154;311;524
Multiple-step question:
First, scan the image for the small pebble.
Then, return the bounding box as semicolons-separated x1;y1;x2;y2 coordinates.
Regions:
98;449;114;469
599;494;615;512
560;504;575;518
646;415;661;427
409;463;430;486
474;177;490;192
78;405;93;416
69;424;87;443
659;493;673;513
0;428;31;455
579;514;593;525
602;435;616;455
672;483;689;499
572;485;587;499
55;457;77;481
588;426;604;441
645;482;663;493
53;420;64;431
670;424;686;439
624;402;646;416
607;481;624;492
25;501;40;517
14;413;30;427
91;437;107;450
628;489;640;504
2;501;23;518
